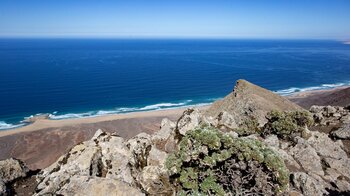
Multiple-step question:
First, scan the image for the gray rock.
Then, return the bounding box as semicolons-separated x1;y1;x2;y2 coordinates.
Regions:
0;158;29;183
262;136;301;171
176;108;210;136
136;166;174;195
126;132;152;171
263;135;280;148
291;172;328;196
152;118;175;150
307;131;347;159
288;140;324;176
325;105;337;116
147;146;168;166
0;179;6;196
58;176;144;196
323;157;350;179
35;130;135;195
331;123;350;139
309;105;324;113
309;105;350;125
340;115;350;124
216;111;238;130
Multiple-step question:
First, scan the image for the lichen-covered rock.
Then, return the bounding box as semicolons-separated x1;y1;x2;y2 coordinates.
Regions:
147;146;168;166
0;179;6;196
57;176;144;196
307;131;347;160
331;123;350;139
35;130;135;195
126;132;152;171
152;118;175;150
288;139;324;176
176;108;211;136
215;111;238;130
310;105;350;125
323;157;350;180
0;158;29;183
291;172;328;196
137;166;175;195
262;135;301;171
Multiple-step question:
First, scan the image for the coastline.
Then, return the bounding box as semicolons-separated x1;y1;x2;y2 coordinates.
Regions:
1;85;349;138
0;85;349;169
0;106;209;138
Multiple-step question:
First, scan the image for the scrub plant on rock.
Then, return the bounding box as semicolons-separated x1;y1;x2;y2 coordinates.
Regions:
165;126;289;195
262;110;314;140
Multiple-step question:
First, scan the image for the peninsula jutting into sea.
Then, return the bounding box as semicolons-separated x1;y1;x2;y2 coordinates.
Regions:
1;0;350;195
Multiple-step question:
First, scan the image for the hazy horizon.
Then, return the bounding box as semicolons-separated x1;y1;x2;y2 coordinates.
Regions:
1;0;349;40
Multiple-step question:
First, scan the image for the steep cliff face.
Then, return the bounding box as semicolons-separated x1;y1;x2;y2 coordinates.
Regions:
206;79;303;126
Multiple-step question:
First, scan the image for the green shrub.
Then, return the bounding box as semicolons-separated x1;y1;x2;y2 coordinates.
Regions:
233;117;260;136
262;110;313;139
166;126;289;195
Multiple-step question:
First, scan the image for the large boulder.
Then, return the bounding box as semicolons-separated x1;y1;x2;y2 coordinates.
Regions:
136;166;174;195
0;158;29;183
331;123;350;139
206;79;303;126
288;139;324;176
176;108;211;136
0;158;29;196
291;172;328;196
57;176;144;196
126;132;152;171
152;118;176;150
35;130;135;195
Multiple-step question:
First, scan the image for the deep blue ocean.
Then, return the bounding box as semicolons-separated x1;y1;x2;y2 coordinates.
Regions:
1;39;350;130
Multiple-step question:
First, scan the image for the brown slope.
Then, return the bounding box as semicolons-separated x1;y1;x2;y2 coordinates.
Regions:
205;79;304;125
289;87;350;109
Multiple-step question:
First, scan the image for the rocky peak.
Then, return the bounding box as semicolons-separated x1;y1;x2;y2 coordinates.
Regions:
205;79;303;126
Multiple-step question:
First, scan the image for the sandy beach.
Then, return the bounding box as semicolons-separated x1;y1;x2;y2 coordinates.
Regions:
0;106;209;138
0;86;349;169
0;106;208;169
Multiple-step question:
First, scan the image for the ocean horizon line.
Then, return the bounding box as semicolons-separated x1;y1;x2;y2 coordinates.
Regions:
0;36;344;42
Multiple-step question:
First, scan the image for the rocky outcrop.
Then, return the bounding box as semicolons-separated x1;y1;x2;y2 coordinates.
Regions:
206;79;303;126
34;128;175;196
262;119;350;194
35;130;137;195
310;105;350;125
291;172;328;196
57;176;144;196
0;158;29;195
331;123;350;139
0;158;29;183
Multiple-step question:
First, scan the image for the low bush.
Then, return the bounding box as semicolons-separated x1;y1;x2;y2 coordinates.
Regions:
262;110;313;139
166;126;289;195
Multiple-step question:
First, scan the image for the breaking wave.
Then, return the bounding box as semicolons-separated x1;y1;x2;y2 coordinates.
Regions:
48;100;205;120
0;121;26;130
275;81;350;96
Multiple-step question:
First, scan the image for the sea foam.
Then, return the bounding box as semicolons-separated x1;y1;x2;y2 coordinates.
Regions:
275;81;350;96
48;100;198;120
0;121;26;130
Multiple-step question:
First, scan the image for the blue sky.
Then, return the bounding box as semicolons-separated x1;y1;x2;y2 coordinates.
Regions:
0;0;349;39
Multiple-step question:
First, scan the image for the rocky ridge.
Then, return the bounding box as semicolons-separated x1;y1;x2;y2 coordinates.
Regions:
206;79;303;126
